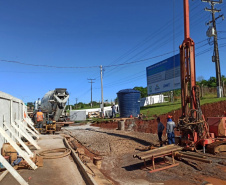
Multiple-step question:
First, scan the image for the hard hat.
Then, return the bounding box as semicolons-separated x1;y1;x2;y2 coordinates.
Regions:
167;115;172;119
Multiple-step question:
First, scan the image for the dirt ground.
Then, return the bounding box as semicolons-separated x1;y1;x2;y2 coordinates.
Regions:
63;124;226;185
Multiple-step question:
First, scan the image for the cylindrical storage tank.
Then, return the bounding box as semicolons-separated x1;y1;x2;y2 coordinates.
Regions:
117;89;141;118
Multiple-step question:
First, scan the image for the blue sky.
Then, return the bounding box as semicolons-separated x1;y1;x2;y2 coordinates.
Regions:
0;0;226;104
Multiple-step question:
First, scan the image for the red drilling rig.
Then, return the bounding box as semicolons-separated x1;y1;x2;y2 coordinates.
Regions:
177;0;226;153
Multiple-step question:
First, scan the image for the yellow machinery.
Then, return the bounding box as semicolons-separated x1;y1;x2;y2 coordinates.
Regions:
45;120;56;134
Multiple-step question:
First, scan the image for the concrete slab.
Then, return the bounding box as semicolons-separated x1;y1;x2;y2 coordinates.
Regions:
0;135;85;185
70;110;86;121
62;123;100;131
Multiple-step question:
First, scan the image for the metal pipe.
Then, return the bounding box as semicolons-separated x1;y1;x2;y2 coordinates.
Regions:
174;152;212;163
184;0;190;39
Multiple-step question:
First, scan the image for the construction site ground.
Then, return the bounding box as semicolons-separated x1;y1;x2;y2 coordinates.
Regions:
63;124;226;185
1;135;85;185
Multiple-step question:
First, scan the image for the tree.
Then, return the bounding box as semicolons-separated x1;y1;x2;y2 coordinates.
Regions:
207;77;217;87
133;86;147;98
27;102;34;107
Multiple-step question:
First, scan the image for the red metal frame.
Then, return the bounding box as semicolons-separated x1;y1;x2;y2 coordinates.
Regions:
180;0;196;118
179;0;213;147
142;151;179;173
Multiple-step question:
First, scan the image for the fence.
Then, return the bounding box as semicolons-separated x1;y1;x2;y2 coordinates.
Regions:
200;86;226;97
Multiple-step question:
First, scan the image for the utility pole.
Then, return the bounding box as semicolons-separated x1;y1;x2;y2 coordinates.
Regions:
202;0;224;98
100;65;104;118
75;98;78;109
88;79;95;108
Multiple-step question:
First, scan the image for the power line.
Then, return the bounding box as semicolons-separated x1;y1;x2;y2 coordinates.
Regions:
97;2;204;78
0;59;99;69
95;42;226;89
0;2;207;73
0;51;174;69
1;38;225;72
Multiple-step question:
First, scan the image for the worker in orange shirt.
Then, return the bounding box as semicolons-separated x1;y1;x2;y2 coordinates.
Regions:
36;110;44;128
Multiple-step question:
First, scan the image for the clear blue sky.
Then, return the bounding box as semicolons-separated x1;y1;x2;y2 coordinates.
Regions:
0;0;226;104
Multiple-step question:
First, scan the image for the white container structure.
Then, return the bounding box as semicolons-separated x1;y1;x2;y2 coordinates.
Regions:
0;91;40;185
140;94;166;107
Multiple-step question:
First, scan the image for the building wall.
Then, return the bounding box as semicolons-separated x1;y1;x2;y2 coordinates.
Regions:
0;91;28;150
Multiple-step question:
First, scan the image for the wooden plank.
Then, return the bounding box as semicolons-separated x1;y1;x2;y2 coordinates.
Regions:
140;147;182;160
23;119;39;139
0;127;37;170
134;145;179;158
135;145;180;156
0;170;9;182
24;118;39;135
137;146;183;160
0;155;28;185
3;121;34;157
14;120;40;150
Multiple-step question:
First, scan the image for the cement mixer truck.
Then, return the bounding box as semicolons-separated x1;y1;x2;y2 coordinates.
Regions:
33;88;70;133
39;88;69;121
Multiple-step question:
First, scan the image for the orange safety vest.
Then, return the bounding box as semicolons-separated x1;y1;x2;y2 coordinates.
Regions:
36;112;44;122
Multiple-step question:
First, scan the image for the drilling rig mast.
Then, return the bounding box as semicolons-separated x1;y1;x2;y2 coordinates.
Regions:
178;0;213;151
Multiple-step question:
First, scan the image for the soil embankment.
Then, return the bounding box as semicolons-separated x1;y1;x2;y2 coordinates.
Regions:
92;100;226;136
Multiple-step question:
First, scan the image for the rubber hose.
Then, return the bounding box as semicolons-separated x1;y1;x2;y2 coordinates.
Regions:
38;148;71;159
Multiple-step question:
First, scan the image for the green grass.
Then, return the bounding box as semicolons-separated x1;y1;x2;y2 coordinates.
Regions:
200;96;226;105
140;101;181;117
140;97;226;118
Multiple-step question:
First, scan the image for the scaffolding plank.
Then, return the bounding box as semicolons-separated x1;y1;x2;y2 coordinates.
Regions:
3;121;34;157
13;120;40;150
0;127;37;170
0;155;28;185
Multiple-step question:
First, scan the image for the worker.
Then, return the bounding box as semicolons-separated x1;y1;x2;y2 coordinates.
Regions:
166;115;175;144
36;109;44;128
157;117;164;147
111;104;116;118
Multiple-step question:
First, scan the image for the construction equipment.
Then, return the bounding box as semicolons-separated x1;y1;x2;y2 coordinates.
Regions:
33;88;71;134
40;88;69;122
177;0;226;153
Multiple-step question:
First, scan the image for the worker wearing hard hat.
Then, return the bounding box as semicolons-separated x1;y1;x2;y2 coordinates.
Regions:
36;110;44;128
166;115;176;144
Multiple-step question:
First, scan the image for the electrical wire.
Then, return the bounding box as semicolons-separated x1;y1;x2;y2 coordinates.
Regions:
0;2;207;72
97;2;204;78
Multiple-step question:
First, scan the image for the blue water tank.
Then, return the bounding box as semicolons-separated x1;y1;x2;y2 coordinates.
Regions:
117;89;141;118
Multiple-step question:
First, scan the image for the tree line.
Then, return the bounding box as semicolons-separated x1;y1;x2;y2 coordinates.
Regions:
133;75;226;99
